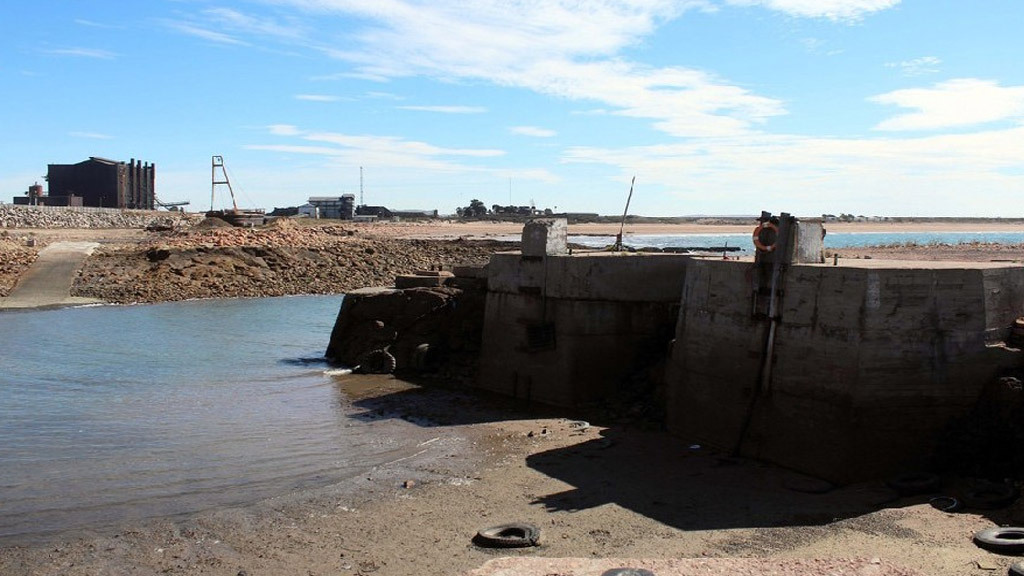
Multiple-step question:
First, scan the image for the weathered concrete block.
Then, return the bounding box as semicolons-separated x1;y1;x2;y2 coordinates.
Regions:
666;258;1024;483
793;219;825;263
395;274;449;288
521;218;567;257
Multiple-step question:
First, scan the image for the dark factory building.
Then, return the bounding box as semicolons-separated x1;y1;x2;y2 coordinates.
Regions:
42;157;156;209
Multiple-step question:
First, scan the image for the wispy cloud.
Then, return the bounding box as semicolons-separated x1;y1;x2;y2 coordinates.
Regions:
69;131;114;140
398;105;486;114
886;56;941;77
725;0;901;22
164;21;250;46
42;47;117;59
366;92;404;100
247;125;524;179
300;1;785;138
295;94;343;102
562;125;1024;215
871;78;1024;131
74;19;123;30
268;124;302;136
511;126;557;137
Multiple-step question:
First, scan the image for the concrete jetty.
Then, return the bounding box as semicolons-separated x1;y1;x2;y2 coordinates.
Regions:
0;241;104;310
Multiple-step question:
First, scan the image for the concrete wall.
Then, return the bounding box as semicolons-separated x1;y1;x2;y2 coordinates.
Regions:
478;252;690;407
666;258;1024;483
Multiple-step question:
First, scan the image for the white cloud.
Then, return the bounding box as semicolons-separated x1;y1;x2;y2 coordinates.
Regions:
295;94;342;101
42;47;117;59
281;1;782;137
398;105;487;114
561;126;1024;216
244;125;561;188
725;0;900;21
74;19;123;30
69;131;113;140
511;126;557;137
165;21;250;46
885;56;941;77
871;78;1024;131
268;124;302;136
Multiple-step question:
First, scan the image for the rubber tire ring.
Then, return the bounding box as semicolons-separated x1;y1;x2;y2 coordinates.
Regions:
473;523;540;548
928;496;962;512
357;349;397;374
1009;560;1024;576
973;527;1024;555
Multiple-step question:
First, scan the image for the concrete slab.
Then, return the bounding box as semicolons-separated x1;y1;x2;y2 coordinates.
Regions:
0;241;104;310
463;557;925;576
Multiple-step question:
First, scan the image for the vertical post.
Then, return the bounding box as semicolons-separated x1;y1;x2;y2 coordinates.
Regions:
149;163;156;210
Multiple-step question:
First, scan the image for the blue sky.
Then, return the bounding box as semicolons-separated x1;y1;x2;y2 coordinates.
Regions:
3;0;1024;217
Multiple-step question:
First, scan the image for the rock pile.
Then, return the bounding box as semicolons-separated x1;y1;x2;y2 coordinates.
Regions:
0;235;37;297
0;205;198;229
72;220;509;304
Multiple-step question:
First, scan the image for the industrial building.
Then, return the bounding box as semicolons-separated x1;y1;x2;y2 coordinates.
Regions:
14;157;156;209
306;195;356;219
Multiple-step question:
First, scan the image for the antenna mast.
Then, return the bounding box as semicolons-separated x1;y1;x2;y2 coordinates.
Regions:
613;176;636;252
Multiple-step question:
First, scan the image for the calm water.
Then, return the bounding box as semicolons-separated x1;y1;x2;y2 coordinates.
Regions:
569;231;1024;252
0;296;438;542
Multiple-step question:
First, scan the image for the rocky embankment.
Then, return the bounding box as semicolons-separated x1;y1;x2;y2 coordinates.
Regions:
72;218;511;304
0;204;198;229
0;236;36;297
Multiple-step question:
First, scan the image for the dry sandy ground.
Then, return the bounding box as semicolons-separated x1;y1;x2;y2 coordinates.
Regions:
2;220;1024;575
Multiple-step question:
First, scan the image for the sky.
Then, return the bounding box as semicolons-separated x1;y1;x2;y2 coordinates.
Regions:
3;0;1024;218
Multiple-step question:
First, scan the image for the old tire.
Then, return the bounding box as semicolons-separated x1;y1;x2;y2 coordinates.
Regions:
473;523;540;548
1009;560;1024;575
973;527;1024;555
357;349;396;374
928;496;962;512
885;472;941;496
964;483;1019;510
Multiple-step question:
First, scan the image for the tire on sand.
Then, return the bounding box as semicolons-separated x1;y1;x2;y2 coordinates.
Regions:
356;349;397;374
473;523;540;548
973;527;1024;555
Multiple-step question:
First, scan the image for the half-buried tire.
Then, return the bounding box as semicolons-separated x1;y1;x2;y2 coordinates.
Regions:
473;523;540;548
356;349;397;374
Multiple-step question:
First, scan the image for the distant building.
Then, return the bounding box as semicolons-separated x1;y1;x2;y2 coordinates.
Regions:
14;157;156;209
392;209;439;219
356;205;394;219
307;195;356;219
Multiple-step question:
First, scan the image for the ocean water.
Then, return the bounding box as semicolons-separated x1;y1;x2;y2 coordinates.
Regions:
568;231;1024;252
0;295;440;542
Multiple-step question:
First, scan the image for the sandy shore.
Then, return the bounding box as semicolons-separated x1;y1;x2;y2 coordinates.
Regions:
2;377;1021;576
2;220;1024;575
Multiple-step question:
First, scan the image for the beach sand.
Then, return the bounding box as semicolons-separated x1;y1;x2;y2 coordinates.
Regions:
2;376;1020;576
2;220;1023;575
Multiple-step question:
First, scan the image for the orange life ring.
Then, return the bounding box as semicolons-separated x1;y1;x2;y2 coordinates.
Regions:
752;221;778;252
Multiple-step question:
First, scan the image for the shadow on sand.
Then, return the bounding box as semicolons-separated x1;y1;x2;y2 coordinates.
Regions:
332;376;1021;534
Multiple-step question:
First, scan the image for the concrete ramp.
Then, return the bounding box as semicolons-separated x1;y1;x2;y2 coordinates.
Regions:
0;241;104;310
464;557;925;576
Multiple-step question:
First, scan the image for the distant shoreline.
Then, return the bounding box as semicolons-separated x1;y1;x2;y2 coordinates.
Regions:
375;219;1024;240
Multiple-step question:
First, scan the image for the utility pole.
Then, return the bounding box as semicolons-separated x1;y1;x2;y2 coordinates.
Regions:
360;166;364;206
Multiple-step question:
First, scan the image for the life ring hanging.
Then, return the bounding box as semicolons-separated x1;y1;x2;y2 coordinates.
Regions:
752;221;779;252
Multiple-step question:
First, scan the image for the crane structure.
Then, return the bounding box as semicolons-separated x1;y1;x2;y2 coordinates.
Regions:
205;155;265;227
